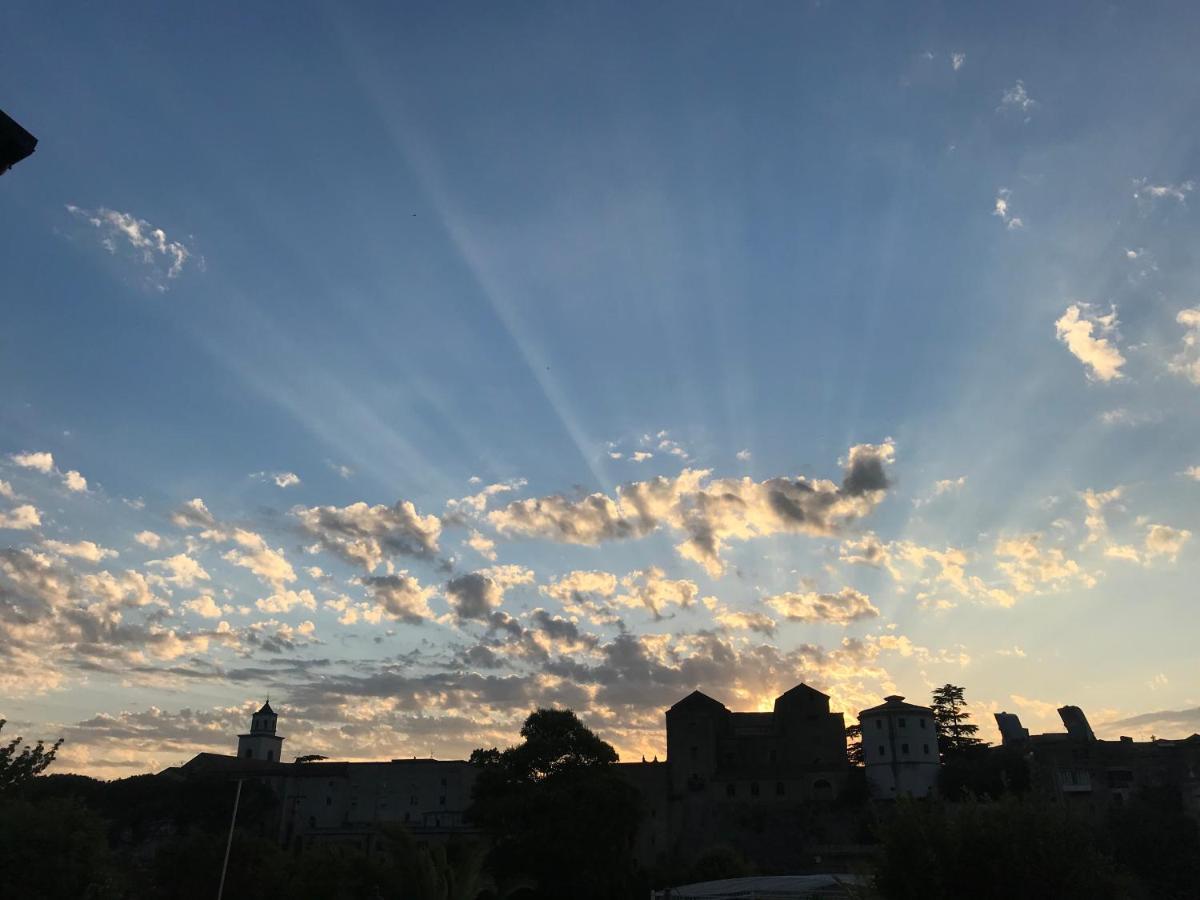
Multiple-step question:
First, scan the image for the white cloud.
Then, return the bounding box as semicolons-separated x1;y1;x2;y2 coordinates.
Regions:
915;476;966;506
182;594;224;619
1055;304;1125;382
1144;524;1190;561
296;500;441;571
62;470;88;492
490;442;895;577
998;80;1036;115
615;567;699;618
42;539;117;562
361;572;437;623
255;588;317;614
1132;178;1195;206
994;533;1096;595
1169;307;1200;385
135;530;163;549
630;451;654;463
219;528;296;590
466;529;497;561
1081;486;1123;546
992;188;1024;229
149;553;211;587
951;52;966;71
0;480;14;499
0;504;42;530
764;586;880;624
66;205;192;286
171;498;217;530
10;451;54;473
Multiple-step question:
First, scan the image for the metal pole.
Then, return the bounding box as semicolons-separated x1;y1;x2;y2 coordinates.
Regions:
217;778;244;900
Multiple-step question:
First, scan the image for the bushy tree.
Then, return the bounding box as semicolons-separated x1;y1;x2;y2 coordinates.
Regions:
468;708;641;899
873;797;1140;900
930;685;984;758
0;718;62;792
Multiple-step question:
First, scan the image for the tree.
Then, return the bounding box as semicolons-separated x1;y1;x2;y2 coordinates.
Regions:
930;685;984;758
0;718;62;792
845;723;863;766
468;708;641;899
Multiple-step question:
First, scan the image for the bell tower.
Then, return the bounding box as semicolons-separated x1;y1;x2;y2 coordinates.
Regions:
236;700;284;762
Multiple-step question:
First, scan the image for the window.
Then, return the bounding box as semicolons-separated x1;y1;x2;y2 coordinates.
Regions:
266;750;274;762
326;797;332;806
309;816;315;828
901;743;909;754
775;781;785;796
244;748;252;758
920;718;927;729
690;745;698;761
899;718;906;728
750;781;760;797
878;745;885;756
410;795;418;805
439;795;446;806
923;744;930;755
875;719;882;730
726;783;735;797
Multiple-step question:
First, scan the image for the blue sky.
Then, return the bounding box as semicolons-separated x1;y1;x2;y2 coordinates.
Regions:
3;1;1200;775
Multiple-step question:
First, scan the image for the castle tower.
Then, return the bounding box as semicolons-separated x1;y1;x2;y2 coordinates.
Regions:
858;695;940;798
237;700;284;762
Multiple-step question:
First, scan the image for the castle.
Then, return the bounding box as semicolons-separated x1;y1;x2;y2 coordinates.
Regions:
171;684;940;870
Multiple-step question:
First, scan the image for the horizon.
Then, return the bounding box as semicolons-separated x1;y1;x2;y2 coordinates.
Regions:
4;0;1200;780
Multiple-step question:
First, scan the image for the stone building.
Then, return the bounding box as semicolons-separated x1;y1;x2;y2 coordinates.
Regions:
236;700;284;762
994;705;1200;816
857;694;940;799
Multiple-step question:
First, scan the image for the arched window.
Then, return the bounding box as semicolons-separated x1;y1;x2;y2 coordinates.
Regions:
267;750;274;762
244;748;252;758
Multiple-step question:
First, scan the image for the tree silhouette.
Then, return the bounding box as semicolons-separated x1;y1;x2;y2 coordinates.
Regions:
930;685;984;758
0;718;62;792
845;723;864;766
468;708;640;899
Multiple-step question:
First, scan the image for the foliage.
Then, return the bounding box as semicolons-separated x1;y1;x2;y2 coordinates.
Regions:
845;723;863;766
0;796;123;899
0;717;63;792
1107;787;1200;900
872;797;1141;900
929;685;985;758
468;708;642;899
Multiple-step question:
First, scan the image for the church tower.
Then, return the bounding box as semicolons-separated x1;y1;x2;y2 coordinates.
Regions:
236;700;284;762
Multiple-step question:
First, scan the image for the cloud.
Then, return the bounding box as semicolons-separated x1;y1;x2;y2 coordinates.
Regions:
703;598;776;635
997;80;1036;115
992;188;1024;229
951;52;965;71
994;533;1096;594
42;540;118;562
1169;307;1200;385
466;530;497;561
360;572;437;623
736;449;752;461
0;480;14;499
1143;523;1190;561
255;588;317;614
915;476;966;507
630;451;654;463
149;553;211;587
764;586;880;624
1081;487;1123;545
1055;304;1126;382
444;565;534;624
614;567;699;618
218;528;296;590
171;498;217;530
444;479;527;522
134;531;163;549
490;442;895;576
1132;178;1195;206
182;595;224;619
328;462;354;479
66;205;193;288
251;471;300;489
295;500;441;571
10;451;54;473
62;470;88;492
0;504;41;530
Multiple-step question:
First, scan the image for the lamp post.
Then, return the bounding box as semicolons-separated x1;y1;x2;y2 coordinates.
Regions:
216;778;244;900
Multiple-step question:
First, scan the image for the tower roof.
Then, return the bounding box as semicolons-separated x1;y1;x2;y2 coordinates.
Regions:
858;694;934;716
668;690;728;713
255;700;276;716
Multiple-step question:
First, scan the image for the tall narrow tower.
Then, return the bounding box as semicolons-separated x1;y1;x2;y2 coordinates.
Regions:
236;701;284;762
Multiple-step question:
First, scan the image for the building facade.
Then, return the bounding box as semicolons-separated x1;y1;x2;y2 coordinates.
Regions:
236;700;284;762
857;694;940;799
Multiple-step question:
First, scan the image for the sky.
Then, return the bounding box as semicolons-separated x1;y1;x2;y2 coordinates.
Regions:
3;1;1200;778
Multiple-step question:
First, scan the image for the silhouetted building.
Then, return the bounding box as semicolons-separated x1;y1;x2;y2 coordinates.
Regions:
0;109;37;174
237;700;284;762
995;706;1200;815
857;695;940;798
622;684;854;872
